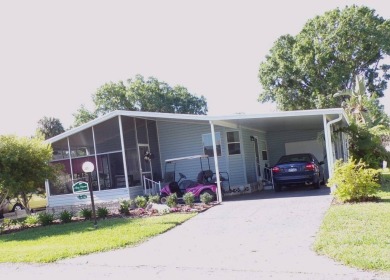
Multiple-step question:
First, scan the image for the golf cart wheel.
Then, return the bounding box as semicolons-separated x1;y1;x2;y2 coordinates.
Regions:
200;189;216;201
12;203;24;212
160;195;168;204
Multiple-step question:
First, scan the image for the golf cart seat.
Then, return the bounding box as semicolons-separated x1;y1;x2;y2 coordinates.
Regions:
197;170;214;184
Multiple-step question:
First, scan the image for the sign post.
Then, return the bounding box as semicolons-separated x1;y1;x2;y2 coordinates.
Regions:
82;161;97;228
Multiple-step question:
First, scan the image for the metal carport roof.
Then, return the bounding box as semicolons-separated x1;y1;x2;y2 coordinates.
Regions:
47;108;348;143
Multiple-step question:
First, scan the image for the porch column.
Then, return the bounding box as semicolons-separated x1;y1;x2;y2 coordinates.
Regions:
209;121;223;202
92;126;101;190
67;137;74;182
118;115;131;198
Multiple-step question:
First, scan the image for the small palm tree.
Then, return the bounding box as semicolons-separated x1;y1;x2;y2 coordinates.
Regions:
334;75;368;124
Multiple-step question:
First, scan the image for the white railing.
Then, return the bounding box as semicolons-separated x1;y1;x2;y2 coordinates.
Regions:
263;167;274;189
143;176;161;196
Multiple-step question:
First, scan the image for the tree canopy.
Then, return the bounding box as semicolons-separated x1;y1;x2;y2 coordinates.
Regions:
258;5;390;111
73;75;208;127
36;116;65;140
0;135;58;212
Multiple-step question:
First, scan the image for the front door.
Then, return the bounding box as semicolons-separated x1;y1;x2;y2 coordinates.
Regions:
259;140;270;182
138;145;153;186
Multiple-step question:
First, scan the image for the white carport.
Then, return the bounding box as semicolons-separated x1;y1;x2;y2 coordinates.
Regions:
207;108;349;202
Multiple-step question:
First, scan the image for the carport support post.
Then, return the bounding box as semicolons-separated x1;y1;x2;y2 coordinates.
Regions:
209;121;223;202
323;114;342;179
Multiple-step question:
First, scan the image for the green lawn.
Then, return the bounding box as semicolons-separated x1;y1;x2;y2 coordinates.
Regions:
314;172;390;271
0;213;195;263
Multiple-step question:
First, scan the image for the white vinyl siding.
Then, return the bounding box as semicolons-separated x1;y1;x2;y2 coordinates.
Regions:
157;121;229;183
47;188;134;207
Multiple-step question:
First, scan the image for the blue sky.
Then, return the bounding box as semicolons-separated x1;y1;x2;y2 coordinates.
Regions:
1;0;389;136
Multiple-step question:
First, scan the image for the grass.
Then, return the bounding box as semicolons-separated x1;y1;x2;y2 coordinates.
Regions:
314;171;390;271
0;213;196;263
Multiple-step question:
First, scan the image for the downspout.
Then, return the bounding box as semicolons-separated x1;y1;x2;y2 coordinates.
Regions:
323;114;343;179
209;121;223;203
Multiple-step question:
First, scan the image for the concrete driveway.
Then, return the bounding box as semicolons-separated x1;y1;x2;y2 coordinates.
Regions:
1;187;388;279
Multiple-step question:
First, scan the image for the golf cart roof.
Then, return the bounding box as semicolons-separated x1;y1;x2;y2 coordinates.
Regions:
165;155;209;163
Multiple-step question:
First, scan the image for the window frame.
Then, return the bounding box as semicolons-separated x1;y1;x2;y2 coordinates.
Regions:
202;132;221;157
226;131;241;155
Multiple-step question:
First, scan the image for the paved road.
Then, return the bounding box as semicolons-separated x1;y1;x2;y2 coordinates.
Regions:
1;187;389;279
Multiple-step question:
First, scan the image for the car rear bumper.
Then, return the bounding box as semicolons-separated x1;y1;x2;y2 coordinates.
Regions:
273;174;318;185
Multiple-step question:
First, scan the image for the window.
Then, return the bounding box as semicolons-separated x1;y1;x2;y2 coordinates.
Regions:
202;132;221;157
227;131;240;155
262;150;268;160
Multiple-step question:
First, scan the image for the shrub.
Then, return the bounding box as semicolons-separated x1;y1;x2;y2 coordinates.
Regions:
80;208;93;220
183;192;195;207
148;194;160;204
166;193;177;208
59;210;73;223
200;192;213;205
38;212;54;226
24;215;40;226
328;157;380;202
97;207;109;219
119;199;131;215
380;172;390;192
2;218;13;228
135;196;147;208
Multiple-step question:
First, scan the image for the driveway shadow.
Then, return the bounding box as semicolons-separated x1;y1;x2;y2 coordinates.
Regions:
223;185;331;202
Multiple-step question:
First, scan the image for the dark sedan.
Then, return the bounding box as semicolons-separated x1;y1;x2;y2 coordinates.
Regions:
271;153;325;192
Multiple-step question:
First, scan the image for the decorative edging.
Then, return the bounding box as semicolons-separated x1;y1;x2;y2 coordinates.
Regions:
222;181;263;196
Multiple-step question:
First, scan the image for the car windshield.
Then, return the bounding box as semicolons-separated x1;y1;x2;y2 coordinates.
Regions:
278;154;311;164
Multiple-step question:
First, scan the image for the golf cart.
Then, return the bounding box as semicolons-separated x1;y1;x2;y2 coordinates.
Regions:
159;155;229;204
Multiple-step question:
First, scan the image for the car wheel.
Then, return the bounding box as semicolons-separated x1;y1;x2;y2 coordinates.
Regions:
274;184;282;192
314;179;321;189
320;174;326;185
12;203;24;212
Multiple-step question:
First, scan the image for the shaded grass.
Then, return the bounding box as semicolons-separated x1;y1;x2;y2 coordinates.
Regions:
0;213;196;263
314;172;390;271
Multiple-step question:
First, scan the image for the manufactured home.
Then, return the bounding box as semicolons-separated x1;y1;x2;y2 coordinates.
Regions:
45;108;349;208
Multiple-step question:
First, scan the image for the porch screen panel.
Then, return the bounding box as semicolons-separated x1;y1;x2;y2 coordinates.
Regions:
50;138;72;195
136;118;148;144
68;128;95;157
122;116;141;186
94;117;122;154
51;138;70;160
70;156;98;191
48;159;73;195
67;128;98;190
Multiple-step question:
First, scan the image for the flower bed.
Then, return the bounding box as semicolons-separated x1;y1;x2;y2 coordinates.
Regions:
0;201;218;235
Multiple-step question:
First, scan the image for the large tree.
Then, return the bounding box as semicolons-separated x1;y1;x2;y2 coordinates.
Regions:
0;135;58;213
258;5;390;111
36;116;65;140
73;75;208;126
